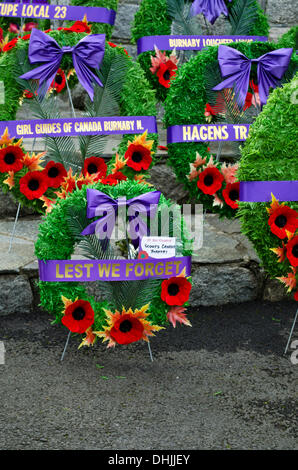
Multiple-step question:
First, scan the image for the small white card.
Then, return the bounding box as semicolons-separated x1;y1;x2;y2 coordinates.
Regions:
140;237;176;259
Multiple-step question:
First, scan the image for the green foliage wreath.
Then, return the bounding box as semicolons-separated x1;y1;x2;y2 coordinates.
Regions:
35;180;193;348
163;41;298;219
132;0;269;101
238;74;298;301
0;28;158;213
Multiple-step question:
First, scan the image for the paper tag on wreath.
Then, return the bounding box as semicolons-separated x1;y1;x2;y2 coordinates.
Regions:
139;236;176;259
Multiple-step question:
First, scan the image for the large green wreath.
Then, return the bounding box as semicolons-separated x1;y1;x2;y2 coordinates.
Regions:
132;0;269;101
163;41;298;219
0;28;158;213
35;180;193;348
238;74;298;300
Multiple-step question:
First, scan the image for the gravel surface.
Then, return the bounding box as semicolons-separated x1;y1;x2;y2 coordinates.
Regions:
0;300;297;450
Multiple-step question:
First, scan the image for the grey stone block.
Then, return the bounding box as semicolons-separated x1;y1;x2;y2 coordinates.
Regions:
0;275;33;316
111;3;139;42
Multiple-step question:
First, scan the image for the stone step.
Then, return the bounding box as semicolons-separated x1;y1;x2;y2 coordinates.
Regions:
0;214;288;316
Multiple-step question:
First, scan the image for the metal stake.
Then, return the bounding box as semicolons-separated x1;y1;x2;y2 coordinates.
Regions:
147;339;154;362
61;331;71;362
216;141;223;162
284;308;298;355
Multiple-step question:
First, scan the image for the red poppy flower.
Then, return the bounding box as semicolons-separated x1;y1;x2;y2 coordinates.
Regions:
108;42;129;56
197;167;224;195
101;171;127;186
68;20;91;34
222;182;240;209
161;277;192;306
44;29;52;34
294;291;298;301
51;69;66;93
43;161;67;189
2;38;18;52
286;236;298;267
125;144;152;172
109;313;145;345
23;22;37;32
268;206;298;239
0;27;3;43
21;33;31;41
156;61;177;88
9;23;19;34
19;171;49;200
0;145;24;173
83;156;107;179
62;299;94;334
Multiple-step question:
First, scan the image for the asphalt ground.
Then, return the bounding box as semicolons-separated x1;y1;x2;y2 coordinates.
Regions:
0;300;297;450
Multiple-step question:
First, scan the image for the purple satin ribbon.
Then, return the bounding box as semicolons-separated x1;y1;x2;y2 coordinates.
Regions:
81;189;162;249
0;2;116;24
137;35;267;54
190;0;232;24
38;257;192;282
213;45;293;107
19;28;105;101
239;181;298;202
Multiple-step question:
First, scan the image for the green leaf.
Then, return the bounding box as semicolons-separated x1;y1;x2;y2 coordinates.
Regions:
229;0;259;35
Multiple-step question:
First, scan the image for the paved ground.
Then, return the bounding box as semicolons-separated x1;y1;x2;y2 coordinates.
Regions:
0;300;297;450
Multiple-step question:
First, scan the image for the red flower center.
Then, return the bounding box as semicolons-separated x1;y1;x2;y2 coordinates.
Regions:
229;189;239;201
72;307;86;321
28;179;39;191
292;244;298;258
87;163;99;174
204;174;214;187
168;283;180;296
4;153;16;165
48;167;59;178
131;151;143;163
275;214;287;228
119;319;133;333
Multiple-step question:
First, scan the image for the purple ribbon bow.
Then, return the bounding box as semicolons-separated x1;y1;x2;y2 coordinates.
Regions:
190;0;232;24
19;28;105;101
81;189;162;249
213;45;293;107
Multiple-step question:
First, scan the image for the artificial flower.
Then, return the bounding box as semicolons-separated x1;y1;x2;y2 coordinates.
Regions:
39;195;56;214
100;171;127;186
110;153;127;174
23;22;38;32
3;171;15;190
270;242;287;263
0;128;14;146
19;171;48;200
204;103;216;122
150;46;178;74
0;145;24;173
108;41;129;56
197;167;224;195
268;204;298;239
78;327;97;349
2;38;18;52
277;267;297;292
9;23;19;34
43;161;67;188
220;161;238;184
222;182;240;209
22;151;46;171
294;291;298;301
83;156;107;179
57;168;77;197
167;306;191;328
161;276;192;306
156;60;177;88
286;235;298;267
125;131;154;171
95;305;163;347
50;69;66;93
61;297;95;334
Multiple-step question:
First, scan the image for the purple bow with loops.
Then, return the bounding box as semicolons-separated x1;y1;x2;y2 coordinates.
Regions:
19;28;105;101
81;189;162;249
190;0;232;24
213;45;293;107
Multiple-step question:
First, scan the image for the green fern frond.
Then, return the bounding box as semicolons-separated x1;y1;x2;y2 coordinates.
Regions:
229;0;259;35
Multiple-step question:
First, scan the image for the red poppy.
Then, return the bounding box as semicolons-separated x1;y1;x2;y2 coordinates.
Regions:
197;167;224;195
83;156;107;179
19;171;49;200
161;277;192;306
294;291;298;301
0;27;3;43
44;29;52;34
109;314;145;345
51;69;66;93
2;38;18;52
125;144;152;172
101;171;127;186
268;206;298;239
108;41;129;56
21;33;31;41
43;161;67;189
222;182;240;209
156;61;177;88
62;299;94;334
23;22;37;32
9;23;19;34
68;20;92;34
0;145;24;173
286;236;298;267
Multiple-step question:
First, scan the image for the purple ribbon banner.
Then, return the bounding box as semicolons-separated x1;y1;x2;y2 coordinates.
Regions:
239;181;298;202
167;123;250;144
38;257;192;282
0;2;116;24
0;116;157;139
137;35;268;54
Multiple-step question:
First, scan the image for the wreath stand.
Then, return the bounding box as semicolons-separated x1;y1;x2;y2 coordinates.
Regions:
284;308;298;355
